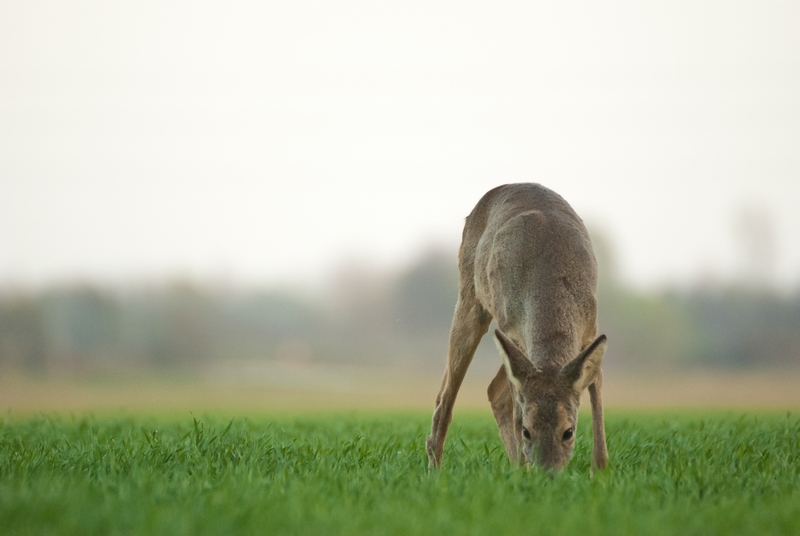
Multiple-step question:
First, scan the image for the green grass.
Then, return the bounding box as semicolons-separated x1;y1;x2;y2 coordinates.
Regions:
1;410;799;535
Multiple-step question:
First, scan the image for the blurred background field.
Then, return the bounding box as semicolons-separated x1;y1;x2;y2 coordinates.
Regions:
1;1;799;415
1;246;799;414
3;370;800;415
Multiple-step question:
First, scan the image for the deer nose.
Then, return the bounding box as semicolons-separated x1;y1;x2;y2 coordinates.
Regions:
523;444;541;466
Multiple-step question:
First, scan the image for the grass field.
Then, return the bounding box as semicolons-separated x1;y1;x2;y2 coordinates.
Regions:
1;410;799;535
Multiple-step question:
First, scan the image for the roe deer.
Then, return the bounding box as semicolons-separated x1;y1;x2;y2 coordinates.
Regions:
426;183;608;472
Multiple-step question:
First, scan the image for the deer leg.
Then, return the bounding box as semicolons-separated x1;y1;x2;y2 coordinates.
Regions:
588;369;608;471
426;299;491;467
487;365;521;464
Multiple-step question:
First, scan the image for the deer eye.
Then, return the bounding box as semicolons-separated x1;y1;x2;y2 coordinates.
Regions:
522;427;532;440
562;427;574;441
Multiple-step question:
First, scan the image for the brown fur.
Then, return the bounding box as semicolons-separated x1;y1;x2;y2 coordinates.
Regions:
425;183;608;471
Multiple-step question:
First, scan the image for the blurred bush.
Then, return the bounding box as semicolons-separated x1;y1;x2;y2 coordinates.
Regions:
1;246;798;378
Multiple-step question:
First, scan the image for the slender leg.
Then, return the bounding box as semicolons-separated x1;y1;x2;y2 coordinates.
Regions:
487;365;521;464
426;298;491;467
588;369;608;471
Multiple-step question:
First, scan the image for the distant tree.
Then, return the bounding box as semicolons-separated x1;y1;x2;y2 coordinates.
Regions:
42;286;121;372
733;204;777;290
0;296;48;376
389;249;458;340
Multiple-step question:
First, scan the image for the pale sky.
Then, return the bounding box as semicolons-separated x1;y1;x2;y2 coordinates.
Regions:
1;1;799;291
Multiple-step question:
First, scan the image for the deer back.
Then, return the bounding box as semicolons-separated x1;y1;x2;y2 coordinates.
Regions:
461;183;599;368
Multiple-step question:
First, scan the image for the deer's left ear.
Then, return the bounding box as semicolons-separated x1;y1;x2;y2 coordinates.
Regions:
561;334;607;393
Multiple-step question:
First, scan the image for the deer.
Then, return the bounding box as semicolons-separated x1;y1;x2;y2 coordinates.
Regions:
426;183;608;472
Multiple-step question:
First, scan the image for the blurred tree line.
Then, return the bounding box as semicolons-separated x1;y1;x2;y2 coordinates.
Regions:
1;244;799;378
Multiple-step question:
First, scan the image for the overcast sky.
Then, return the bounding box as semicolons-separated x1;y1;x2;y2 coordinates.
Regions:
1;1;799;291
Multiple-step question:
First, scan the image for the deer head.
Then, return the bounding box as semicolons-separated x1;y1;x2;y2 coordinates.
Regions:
494;329;606;471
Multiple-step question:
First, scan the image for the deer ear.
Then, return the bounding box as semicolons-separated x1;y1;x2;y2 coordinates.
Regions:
494;330;534;392
561;334;607;393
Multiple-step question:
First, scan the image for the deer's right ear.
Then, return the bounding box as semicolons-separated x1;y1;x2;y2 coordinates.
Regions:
494;330;533;392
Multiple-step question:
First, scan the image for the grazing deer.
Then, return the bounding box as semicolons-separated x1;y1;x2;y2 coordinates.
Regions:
426;183;608;472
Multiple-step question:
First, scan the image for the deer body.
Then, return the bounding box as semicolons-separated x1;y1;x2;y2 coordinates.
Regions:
426;183;608;471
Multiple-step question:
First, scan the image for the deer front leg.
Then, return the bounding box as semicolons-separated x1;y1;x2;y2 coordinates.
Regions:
426;299;491;467
487;365;522;464
588;369;608;471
